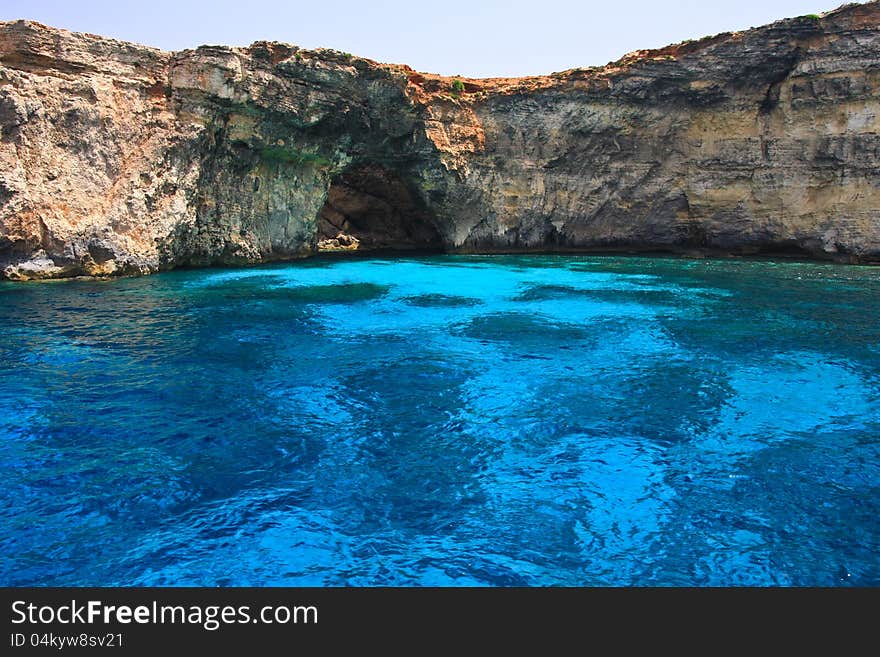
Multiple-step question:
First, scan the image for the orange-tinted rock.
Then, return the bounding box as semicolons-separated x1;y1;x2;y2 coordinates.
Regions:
2;4;880;279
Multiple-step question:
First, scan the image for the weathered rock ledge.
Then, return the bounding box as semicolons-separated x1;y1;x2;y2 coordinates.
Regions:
2;3;880;279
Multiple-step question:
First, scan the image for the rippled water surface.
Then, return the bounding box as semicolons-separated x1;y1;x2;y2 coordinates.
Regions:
1;255;879;586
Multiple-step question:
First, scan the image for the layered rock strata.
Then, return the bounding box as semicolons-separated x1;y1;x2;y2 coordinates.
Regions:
2;3;879;279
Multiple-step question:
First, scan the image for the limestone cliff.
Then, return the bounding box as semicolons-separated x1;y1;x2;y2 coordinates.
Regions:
1;3;879;279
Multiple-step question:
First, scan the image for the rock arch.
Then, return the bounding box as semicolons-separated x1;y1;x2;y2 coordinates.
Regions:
316;163;443;253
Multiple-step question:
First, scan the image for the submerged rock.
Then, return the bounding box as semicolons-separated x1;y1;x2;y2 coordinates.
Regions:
1;3;880;279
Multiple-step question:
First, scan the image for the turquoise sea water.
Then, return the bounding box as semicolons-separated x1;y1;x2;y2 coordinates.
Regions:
1;254;878;586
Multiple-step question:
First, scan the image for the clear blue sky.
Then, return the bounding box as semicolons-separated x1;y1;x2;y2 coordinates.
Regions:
0;0;844;77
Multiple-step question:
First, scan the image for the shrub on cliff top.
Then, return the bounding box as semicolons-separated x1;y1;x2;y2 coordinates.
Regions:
803;13;821;20
451;79;465;95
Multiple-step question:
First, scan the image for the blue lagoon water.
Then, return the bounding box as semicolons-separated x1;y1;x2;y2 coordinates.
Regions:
1;255;879;586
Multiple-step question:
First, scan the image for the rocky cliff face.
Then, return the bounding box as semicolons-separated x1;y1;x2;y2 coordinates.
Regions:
2;3;879;279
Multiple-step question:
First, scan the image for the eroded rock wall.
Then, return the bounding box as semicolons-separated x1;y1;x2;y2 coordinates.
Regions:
1;2;879;279
425;3;880;260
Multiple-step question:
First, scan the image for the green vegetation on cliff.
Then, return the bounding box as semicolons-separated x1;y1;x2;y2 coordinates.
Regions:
259;145;332;168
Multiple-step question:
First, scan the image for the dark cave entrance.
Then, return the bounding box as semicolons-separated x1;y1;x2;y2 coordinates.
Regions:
316;163;443;252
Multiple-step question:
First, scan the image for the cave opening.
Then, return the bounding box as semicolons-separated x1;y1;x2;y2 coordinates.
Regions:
316;163;444;253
